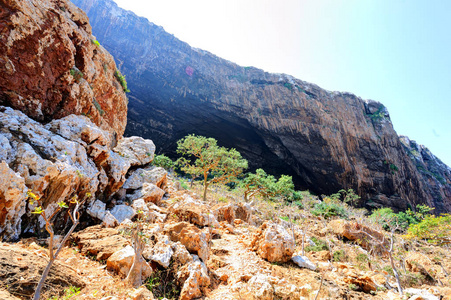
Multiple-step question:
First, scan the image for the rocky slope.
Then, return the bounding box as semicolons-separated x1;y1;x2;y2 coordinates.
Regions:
0;0;128;138
72;0;451;213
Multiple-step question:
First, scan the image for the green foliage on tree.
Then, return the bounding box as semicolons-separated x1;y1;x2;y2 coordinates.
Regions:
311;201;349;219
330;188;360;206
369;205;434;232
404;214;451;245
240;168;301;202
152;154;174;170
176;134;248;201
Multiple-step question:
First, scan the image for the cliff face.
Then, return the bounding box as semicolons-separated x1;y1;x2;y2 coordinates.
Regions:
0;0;128;138
72;0;451;212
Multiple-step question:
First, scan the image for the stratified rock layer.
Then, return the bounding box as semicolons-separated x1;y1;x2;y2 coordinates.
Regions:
0;0;128;138
72;0;451;212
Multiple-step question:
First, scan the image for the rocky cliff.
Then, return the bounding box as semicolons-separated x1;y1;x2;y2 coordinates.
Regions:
72;0;451;213
0;0;128;138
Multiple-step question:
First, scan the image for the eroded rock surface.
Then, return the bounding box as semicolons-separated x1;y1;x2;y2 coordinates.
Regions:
251;221;295;263
0;0;127;137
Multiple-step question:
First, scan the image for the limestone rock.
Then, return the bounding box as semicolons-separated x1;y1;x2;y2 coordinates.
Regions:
110;205;136;223
0;162;27;240
246;274;274;300
143;235;174;268
124;166;167;190
177;255;210;300
328;219;388;255
128;183;165;204
172;242;194;266
107;245;153;279
292;255;316;271
164;222;211;262
235;202;253;223
0;0;127;137
213;203;235;224
171;199;215;227
251;221;295;263
72;225;128;260
114;137;155;167
130;287;155;300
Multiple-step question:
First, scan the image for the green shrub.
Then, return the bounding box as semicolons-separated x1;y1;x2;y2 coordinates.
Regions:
152;154;174;170
332;250;346;262
311;201;348;219
305;237;329;252
114;69;130;92
93;98;104;116
370;205;434;232
91;39;100;47
69;67;83;82
404;214;451;245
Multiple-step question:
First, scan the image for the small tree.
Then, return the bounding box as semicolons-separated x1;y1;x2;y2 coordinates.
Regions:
176;135;248;201
152;154;174;171
241;169;298;202
28;191;88;300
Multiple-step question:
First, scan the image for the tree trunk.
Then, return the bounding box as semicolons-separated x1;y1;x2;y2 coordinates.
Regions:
203;173;208;201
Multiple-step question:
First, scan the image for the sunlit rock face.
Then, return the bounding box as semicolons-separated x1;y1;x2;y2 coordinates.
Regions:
0;0;128;138
72;0;451;212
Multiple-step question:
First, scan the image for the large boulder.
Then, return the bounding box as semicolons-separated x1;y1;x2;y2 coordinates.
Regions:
251;221;295;263
72;225;129;260
0;0;128;137
0;162;27;240
123;166;167;190
128;183;165;205
107;245;153;279
328;219;388;255
177;255;210;300
164;222;211;262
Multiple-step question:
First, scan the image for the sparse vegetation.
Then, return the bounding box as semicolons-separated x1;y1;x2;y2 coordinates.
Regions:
114;69;130;92
91;39;100;47
70;67;83;82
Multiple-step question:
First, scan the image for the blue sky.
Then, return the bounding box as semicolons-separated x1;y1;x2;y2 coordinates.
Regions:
113;0;451;167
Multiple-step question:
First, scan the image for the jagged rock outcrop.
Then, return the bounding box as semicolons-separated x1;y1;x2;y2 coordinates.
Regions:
0;0;128;138
0;107;155;240
400;136;451;213
72;0;450;212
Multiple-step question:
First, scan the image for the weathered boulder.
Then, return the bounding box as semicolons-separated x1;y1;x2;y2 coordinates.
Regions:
177;255;210;300
114;137;155;167
164;222;211;262
72;225;129;260
110;204;136;223
130;286;155;300
246;274;274;300
142;235;174;268
107;245;153;279
171;198;216;227
123;166;167;190
128;183;165;204
251;221;295;263
213;203;236;224
0;0;128;137
292;255;316;271
328;219;388;255
0;162;27;241
0;243;85;299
